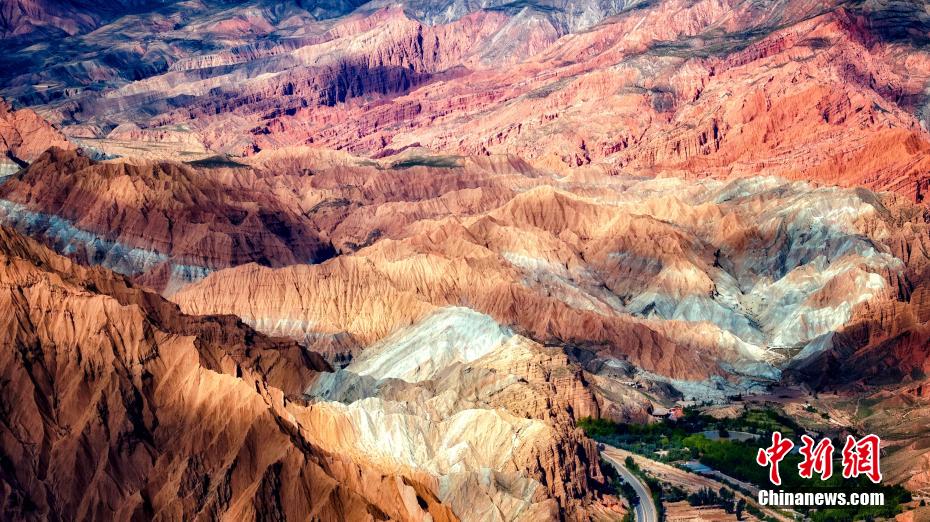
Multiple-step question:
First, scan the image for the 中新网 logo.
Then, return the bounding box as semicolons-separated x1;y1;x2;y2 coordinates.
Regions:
756;432;882;485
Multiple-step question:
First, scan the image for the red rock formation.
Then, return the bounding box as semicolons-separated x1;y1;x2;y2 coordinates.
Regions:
0;0;98;38
0;99;72;169
0;147;548;294
2;0;930;514
102;0;927;203
4;0;930;204
171;172;835;382
0;148;623;519
0;147;336;291
0;224;462;521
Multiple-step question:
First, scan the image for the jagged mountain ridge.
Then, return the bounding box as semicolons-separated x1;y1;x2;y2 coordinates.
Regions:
0;223;468;521
2;137;927;393
0;203;620;520
1;0;930;519
11;135;930;516
3;0;930;202
0;147;338;294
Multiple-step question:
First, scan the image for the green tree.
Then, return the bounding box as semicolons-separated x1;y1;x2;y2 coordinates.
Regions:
736;499;746;520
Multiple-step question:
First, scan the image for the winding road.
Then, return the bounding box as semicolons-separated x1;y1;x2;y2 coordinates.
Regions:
602;446;659;522
602;445;796;522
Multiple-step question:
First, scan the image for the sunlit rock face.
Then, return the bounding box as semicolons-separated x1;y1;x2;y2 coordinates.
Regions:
2;132;905;385
306;307;604;520
0;99;73;173
0;221;614;521
160;156;929;513
0;148;622;519
2;0;930;518
0;224;471;521
173;163;905;385
8;141;923;517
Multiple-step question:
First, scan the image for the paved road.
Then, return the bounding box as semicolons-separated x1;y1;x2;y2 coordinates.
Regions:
602;447;658;522
682;460;760;495
606;446;796;522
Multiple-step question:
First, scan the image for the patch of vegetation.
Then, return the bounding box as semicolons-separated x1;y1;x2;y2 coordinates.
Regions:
524;78;570;99
686;486;738;511
579;417;694;462
727;407;804;436
184;155;247;169
484;0;561;14
641;26;779;61
307;198;352;214
342;228;383;252
745;501;780;522
580;409;911;522
683;434;911;521
602;457;640;508
808;498;912;522
579;407;803;462
688;487;761;520
389;155;461;169
804;37;832;49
